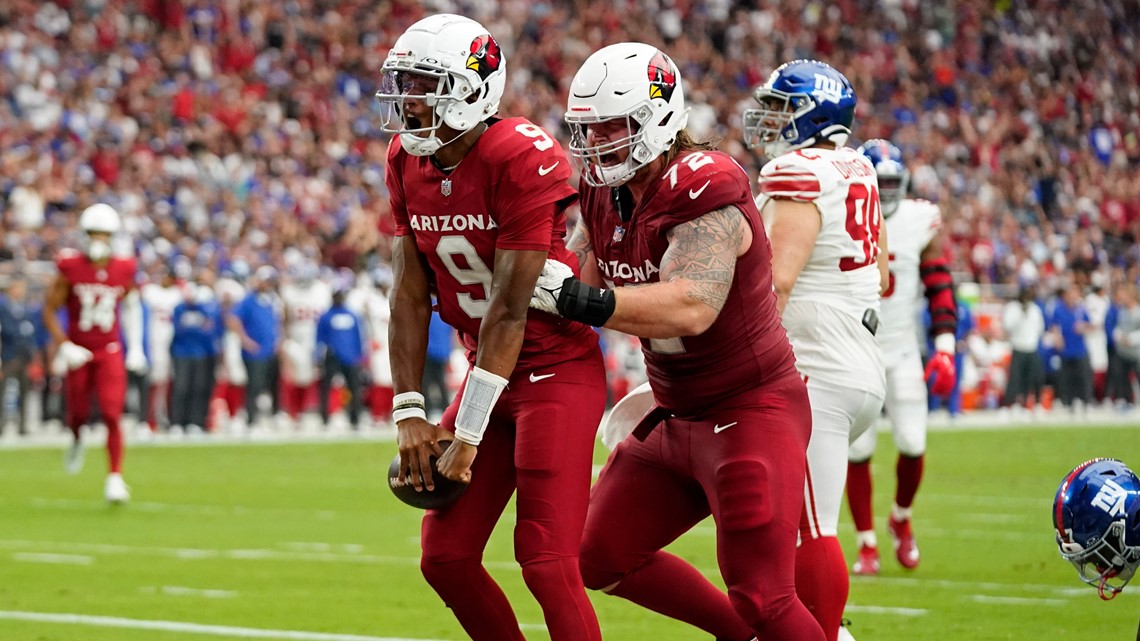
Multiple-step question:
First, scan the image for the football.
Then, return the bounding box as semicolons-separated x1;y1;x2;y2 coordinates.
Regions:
387;441;468;510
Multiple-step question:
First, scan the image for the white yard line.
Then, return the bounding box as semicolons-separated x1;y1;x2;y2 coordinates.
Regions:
969;595;1068;606
140;586;238;599
0;611;454;641
844;604;927;616
11;552;94;565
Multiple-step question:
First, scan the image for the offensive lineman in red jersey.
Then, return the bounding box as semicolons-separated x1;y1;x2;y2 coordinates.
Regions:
532;43;824;641
43;203;147;503
376;14;606;641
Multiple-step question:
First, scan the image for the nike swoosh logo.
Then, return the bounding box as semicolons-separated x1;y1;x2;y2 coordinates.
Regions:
529;372;555;383
689;180;711;200
538;162;560;176
712;422;738;434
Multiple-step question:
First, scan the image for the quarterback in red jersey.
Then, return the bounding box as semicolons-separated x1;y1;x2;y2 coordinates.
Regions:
43;203;147;504
377;14;606;641
532;43;824;641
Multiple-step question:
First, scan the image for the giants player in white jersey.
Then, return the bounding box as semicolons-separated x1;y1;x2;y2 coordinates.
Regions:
279;261;331;422
746;60;887;641
845;140;957;576
140;266;183;431
345;269;393;422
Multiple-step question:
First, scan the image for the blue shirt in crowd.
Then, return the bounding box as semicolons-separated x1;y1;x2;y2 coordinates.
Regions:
171;301;223;358
0;295;39;361
234;292;279;361
1050;300;1090;359
316;303;365;365
426;312;453;363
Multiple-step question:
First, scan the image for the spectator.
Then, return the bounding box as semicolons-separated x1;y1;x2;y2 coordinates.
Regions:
0;277;40;435
1003;286;1047;410
422;310;452;420
231;266;281;429
1110;285;1140;409
1049;284;1094;412
315;286;365;430
169;284;223;434
1084;285;1110;402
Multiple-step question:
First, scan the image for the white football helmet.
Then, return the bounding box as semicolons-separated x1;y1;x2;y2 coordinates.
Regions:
79;203;121;261
376;14;505;157
565;43;689;187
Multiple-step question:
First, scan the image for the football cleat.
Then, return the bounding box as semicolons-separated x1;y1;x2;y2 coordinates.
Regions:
64;438;85;475
837;619;857;641
388;441;468;510
852;543;881;576
888;515;920;570
104;473;130;504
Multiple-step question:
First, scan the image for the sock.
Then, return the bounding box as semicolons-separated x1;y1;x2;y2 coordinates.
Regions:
856;530;878;548
891;504;913;522
795;536;849;641
68;423;82;440
846;460;875;533
106;421;124;474
420;558;525;641
521;557;601;641
609;551;754;641
895;454;924;511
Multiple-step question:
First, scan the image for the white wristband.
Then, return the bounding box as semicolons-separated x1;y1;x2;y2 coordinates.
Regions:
453;367;509;446
393;391;427;424
934;333;956;355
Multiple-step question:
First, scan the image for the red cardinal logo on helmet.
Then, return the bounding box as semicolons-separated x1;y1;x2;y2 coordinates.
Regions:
647;51;676;101
466;34;502;80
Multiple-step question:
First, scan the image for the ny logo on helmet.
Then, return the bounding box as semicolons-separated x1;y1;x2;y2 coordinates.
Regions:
1092;478;1129;517
813;73;844;104
647;52;677;102
466;35;501;80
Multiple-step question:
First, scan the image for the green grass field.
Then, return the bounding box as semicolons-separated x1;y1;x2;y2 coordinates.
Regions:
2;424;1138;641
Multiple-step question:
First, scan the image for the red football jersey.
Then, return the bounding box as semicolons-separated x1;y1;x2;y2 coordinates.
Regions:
579;150;797;414
56;249;137;351
387;117;600;370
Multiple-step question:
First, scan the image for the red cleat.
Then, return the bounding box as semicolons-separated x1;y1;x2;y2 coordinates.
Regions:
851;543;880;576
888;516;920;570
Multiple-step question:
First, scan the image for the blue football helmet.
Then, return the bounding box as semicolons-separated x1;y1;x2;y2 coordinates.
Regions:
858;139;909;217
743;59;856;160
1053;458;1140;600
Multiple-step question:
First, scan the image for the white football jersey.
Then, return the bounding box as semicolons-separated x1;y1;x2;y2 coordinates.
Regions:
878;198;942;352
281;281;332;347
757;146;885;394
346;285;392;385
141;283;184;381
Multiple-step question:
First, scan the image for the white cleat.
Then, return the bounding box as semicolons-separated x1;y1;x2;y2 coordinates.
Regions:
104;473;130;504
64;438;85;475
837;621;857;641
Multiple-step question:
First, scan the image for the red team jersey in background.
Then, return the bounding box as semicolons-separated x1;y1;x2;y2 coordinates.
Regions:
578;150;797;413
56;249;136;350
386;116;600;370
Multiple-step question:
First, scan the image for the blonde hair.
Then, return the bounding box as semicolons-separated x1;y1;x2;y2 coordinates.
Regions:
662;129;719;166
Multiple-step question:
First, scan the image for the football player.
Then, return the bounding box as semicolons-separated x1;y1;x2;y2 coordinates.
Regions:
378;14;607;641
279;260;331;424
345;269;393;424
42;203;147;503
845;140;957;577
532;43;823;641
745;60;887;641
141;264;184;431
1053;458;1140;600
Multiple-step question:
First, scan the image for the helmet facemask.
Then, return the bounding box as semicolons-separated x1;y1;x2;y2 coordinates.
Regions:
377;65;483;157
743;89;810;159
1059;521;1140;600
874;160;910;217
567;104;665;188
84;232;113;262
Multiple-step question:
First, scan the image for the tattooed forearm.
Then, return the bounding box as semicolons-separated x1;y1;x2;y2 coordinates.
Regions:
567;217;594;271
661;205;745;312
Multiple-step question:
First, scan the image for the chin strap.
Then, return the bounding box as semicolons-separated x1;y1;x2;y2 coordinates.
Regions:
1097;570;1121;601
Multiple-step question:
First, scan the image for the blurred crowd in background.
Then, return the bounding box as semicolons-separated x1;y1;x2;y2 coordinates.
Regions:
2;0;1140;434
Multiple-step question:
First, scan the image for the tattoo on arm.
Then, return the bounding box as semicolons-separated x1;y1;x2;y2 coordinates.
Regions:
662;205;745;313
567;218;594;271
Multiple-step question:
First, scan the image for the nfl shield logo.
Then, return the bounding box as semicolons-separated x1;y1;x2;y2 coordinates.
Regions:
613;226;625;242
441;179;452;197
